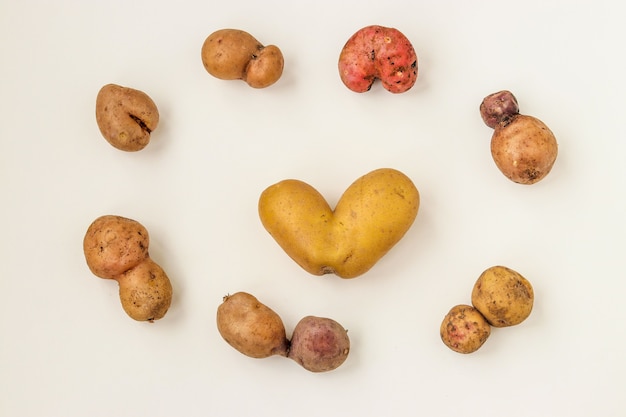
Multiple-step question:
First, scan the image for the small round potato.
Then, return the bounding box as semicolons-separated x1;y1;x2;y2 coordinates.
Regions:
216;292;289;358
83;215;149;279
440;304;491;354
471;266;534;327
288;316;350;372
95;84;159;152
118;258;173;322
201;29;284;88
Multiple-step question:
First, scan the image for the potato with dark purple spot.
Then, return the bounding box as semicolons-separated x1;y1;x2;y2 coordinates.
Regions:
480;90;558;184
440;304;491;354
217;292;289;359
288;316;350;372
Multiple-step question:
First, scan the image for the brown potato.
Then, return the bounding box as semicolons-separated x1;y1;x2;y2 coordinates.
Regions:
201;29;284;88
440;304;491;354
95;84;159;151
83;215;149;279
288;316;350;372
471;265;534;327
258;168;419;278
118;258;172;322
216;292;289;358
83;215;173;322
480;90;558;184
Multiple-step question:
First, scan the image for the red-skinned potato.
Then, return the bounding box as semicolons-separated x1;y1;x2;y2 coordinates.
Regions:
288;316;350;372
480;90;558;184
338;25;418;93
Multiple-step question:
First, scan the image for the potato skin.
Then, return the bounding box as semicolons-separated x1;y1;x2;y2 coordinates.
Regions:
491;115;558;184
258;168;419;278
83;215;149;279
440;304;491;354
288;316;350;372
338;25;418;93
216;292;289;358
95;84;159;151
480;90;558;184
118;258;172;322
83;215;173;322
471;266;534;327
201;29;284;88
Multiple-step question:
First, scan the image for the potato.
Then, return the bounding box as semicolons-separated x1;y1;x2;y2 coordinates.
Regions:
118;258;173;322
258;168;419;278
338;25;418;93
201;29;284;88
440;304;491;354
216;292;289;358
95;84;159;152
288;316;350;372
471;265;534;327
480;90;558;184
83;215;173;322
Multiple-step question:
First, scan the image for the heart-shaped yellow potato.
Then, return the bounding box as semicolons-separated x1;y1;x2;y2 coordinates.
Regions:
258;168;419;278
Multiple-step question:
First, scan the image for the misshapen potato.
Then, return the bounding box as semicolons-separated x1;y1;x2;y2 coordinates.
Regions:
258;168;420;278
440;304;491;354
288;316;350;373
480;90;558;184
471;265;534;327
95;84;159;151
338;25;418;93
216;292;289;358
83;215;173;322
201;29;284;88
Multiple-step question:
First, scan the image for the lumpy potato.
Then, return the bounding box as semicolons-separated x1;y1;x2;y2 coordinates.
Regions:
338;25;418;93
201;29;284;88
83;215;172;322
95;84;159;152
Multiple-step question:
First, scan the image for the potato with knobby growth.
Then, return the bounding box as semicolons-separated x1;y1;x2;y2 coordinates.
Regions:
216;292;289;358
338;25;418;93
440;304;491;354
258;168;420;278
480;90;558;184
83;215;173;322
95;84;159;152
288;316;350;373
201;29;284;88
471;265;534;327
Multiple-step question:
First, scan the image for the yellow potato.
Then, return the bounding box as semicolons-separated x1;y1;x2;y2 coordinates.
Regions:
83;215;173;322
216;292;289;358
440;304;491;354
201;29;284;88
258;168;419;278
471;265;534;327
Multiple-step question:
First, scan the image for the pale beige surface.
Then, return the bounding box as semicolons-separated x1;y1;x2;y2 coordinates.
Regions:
1;1;624;416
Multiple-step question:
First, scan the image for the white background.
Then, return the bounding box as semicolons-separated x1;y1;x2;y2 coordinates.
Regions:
1;1;624;416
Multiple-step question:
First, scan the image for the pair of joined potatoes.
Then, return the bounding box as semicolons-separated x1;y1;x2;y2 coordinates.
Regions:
217;292;350;373
440;265;534;354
